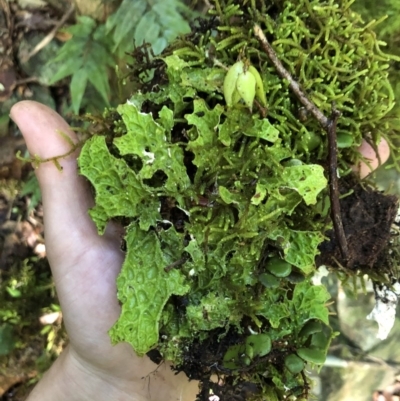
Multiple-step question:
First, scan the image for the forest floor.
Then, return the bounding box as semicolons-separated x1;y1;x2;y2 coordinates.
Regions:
1;0;71;399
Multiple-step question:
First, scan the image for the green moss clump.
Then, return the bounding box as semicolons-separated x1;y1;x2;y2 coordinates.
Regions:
77;0;400;399
352;0;400;167
0;257;60;375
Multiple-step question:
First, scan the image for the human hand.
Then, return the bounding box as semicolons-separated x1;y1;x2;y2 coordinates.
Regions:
10;101;390;401
10;101;198;401
354;138;390;179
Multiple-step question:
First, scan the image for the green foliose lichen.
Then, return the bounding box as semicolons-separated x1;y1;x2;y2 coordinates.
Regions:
78;0;399;399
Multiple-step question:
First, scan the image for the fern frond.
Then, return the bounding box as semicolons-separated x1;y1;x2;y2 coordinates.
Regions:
49;16;114;114
49;1;193;113
107;0;192;56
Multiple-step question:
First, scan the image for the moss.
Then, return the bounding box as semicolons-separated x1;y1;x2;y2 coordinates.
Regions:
0;257;61;377
352;0;400;167
77;0;400;399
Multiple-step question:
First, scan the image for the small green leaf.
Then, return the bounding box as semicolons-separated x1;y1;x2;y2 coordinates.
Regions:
134;11;160;47
337;132;354;148
259;272;280;288
251;184;267;205
164;55;190;77
246;118;280;142
291;281;330;325
223;344;243;370
245;334;271;357
48;57;80;84
285;354;304;374
70;68;88;114
158;106;174;135
266;257;292;277
311;331;330;351
297;347;326;364
268;227;325;274
281;165;327;206
296;130;321;152
87;63;111;107
219;186;241;204
106;0;147;50
6;287;21;298
68;16;97;36
299;320;323;338
184;238;205;273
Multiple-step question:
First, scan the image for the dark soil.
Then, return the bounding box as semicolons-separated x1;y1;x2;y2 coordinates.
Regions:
317;176;399;276
173;326;278;401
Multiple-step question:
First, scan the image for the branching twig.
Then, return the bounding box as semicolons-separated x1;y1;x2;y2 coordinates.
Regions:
16;132;82;171
21;4;75;63
253;24;348;260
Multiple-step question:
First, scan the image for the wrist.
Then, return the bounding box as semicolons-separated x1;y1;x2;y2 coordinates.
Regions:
26;346;145;401
26;347;74;401
26;345;198;401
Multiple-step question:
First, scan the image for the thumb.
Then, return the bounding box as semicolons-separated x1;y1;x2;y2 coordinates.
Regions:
355;138;391;178
10;100;126;358
10;100;98;272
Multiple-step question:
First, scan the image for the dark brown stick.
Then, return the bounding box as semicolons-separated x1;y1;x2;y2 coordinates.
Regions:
21;4;75;63
253;24;329;128
327;106;348;259
164;257;187;273
253;24;348;260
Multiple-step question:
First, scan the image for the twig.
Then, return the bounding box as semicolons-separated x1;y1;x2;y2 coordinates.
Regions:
0;0;12;34
253;24;348;260
300;370;310;399
253;24;329;128
254;98;267;118
16;77;40;85
327;106;349;259
164;257;188;273
212;58;229;71
21;4;75;63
